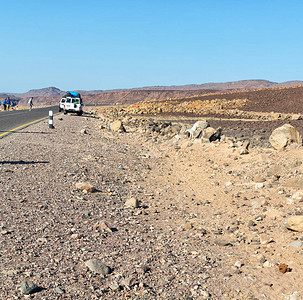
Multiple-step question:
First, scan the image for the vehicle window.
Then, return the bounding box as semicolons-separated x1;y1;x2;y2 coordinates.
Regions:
66;99;71;103
61;99;66;103
72;99;80;104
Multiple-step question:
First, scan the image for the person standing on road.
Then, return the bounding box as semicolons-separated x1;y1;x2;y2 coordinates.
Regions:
2;98;7;110
28;97;33;111
6;97;11;110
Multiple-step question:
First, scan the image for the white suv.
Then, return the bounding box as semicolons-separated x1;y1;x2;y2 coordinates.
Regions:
59;92;83;116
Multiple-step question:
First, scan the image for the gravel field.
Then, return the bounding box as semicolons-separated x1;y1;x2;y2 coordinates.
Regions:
2;108;303;299
0;111;229;299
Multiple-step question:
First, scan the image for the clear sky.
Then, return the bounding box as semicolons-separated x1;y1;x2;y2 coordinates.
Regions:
1;0;303;93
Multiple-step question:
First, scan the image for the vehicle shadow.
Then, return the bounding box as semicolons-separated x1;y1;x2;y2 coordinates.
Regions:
0;160;49;165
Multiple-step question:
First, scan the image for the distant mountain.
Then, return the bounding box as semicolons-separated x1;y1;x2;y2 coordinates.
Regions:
2;80;303;106
6;79;303;97
21;87;64;97
132;80;303;91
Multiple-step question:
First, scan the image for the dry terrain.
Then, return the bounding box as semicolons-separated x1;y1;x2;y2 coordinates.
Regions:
3;79;303;107
2;85;303;299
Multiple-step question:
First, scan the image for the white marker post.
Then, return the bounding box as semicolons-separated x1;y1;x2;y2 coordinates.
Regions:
49;111;54;129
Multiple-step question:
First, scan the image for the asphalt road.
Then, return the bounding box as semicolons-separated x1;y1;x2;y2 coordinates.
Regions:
0;106;59;138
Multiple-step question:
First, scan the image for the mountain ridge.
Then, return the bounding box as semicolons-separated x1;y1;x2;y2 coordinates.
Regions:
3;79;303;97
1;79;303;106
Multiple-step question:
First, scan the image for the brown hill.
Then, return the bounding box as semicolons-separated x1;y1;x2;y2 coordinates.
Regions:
124;85;303;118
169;85;303;114
22;87;63;97
131;80;302;91
2;80;303;108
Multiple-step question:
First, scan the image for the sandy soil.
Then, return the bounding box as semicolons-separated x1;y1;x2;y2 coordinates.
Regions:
0;107;303;299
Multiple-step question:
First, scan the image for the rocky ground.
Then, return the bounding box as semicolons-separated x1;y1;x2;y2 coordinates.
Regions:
1;106;303;299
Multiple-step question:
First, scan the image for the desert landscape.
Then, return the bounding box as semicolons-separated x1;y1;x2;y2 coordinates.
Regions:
2;82;303;299
3;79;303;107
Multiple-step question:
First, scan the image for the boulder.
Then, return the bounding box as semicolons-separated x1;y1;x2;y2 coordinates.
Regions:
93;220;113;233
201;127;222;142
111;120;126;132
201;127;216;141
20;281;39;295
75;182;95;193
85;259;111;275
285;215;303;232
269;124;302;150
125;197;139;208
195;120;209;130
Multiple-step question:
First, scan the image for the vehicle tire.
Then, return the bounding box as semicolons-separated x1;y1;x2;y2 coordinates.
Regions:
77;111;83;116
59;107;62;112
64;110;67;115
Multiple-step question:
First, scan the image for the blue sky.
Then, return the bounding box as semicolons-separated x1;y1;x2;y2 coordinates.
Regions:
1;0;303;92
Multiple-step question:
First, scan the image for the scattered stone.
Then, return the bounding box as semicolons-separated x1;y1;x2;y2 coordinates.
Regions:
80;128;87;134
140;265;150;274
75;182;95;193
94;220;113;233
125;197;139;208
290;241;303;247
292;191;303;201
251;201;261;209
282;291;299;300
109;281;120;291
20;280;39;295
279;263;290;274
285;198;294;205
258;255;266;264
37;237;48;243
54;287;65;294
234;261;242;268
111;120;126;132
120;277;136;288
2;269;19;276
85;259;111;275
200;290;211;299
253;176;266;183
285;215;303;232
255;182;264;189
242;140;250;150
248;220;256;227
260;235;274;245
239;148;249;155
269;124;302;150
182;222;193;230
201;127;222;142
214;239;233;246
263;261;274;268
